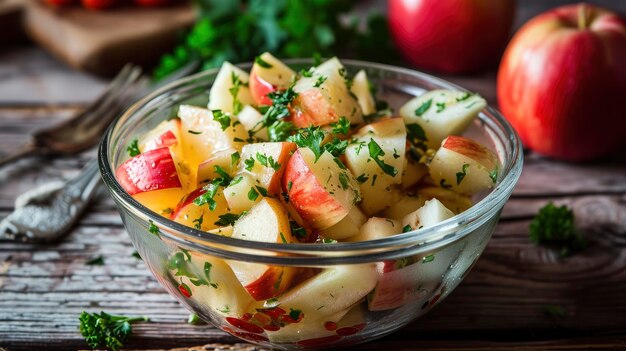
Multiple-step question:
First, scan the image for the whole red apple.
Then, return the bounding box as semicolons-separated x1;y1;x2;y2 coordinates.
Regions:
388;0;516;74
498;4;626;161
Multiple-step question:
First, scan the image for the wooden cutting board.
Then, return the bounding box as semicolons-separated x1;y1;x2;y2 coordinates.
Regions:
22;1;196;77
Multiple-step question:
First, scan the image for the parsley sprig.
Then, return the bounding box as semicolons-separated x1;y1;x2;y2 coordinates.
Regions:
367;138;397;176
529;203;586;257
79;311;149;351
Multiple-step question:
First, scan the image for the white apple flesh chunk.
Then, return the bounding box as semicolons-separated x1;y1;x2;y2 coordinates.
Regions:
138;119;181;152
116;147;182;195
402;157;428;189
282;148;361;230
239;142;297;196
319;205;367;240
399;90;486;149
197;149;238;183
208;61;254;114
291;57;363;128
277;264;377;319
417;186;473;215
170;186;229;232
223;173;263;214
346;217;400;242
382;194;427;221
249;52;296;106
351;70;376;115
178;105;247;186
402;198;455;231
228;198;298;300
237;105;268;141
428;135;499;195
344;117;406;215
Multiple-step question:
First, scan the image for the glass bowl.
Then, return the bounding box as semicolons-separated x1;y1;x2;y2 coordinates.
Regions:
99;59;523;349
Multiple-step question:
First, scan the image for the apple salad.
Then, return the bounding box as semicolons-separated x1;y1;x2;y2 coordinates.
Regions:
115;53;498;344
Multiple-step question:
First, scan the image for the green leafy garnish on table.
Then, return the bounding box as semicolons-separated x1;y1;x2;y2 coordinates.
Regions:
529;202;586;257
153;0;398;80
86;255;105;266
79;311;149;351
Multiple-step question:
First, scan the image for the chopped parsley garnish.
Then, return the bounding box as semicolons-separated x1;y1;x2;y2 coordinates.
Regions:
356;174;369;184
230;175;243;186
131;251;142;260
187;313;206;325
212;110;231;131
264;298;280;308
214;213;240;226
289;308;302;321
229;72;245;115
435;102;446;113
193;214;204;229
529;203;586;257
353;139;367;155
402;225;412;233
490;167;498;184
313;75;327;88
279;232;288;243
406;123;428;143
324;137;349;157
456;92;473;102
79;311;149;351
261;87;298;130
414;99;432;116
288;126;325;161
422;254;435;263
255;55;273;68
322;238;338;244
231;151;240;166
456;163;469;185
439;179;452;189
188;130;202;134
268;120;295;141
330;116;350;135
86;256;105;266
127;139;140;157
367;138;398;176
268;156;281;170
193;182;221;210
148;220;160;237
168;250;218;288
248;187;259;201
256;152;268;166
255;185;268;196
287;180;293;192
333;157;346;170
289;220;307;239
338;172;350;190
299;67;314;77
392;148;400;159
213;166;231;183
244;157;255;171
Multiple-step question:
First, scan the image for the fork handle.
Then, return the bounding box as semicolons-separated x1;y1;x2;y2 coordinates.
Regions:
0;142;38;168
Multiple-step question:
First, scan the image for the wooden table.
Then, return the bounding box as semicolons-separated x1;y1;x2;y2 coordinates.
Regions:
2;3;626;349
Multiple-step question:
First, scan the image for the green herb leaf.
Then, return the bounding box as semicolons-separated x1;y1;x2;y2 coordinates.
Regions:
288;127;325;161
212;110;231;131
86;256;105;266
79;311;149;351
435;102;446;113
324;137;348;157
131;251;142;260
268;120;295;141
148;220;160;237
289;220;307;239
289;308;302;321
367;138;397;176
456;163;469;185
231;151;240;166
330;116;350;135
244;157;255;171
402;225;412;233
440;179;452;189
255;56;273;68
188;130;202;135
187;313;206;325
406;123;428;143
490;167;498;184
338;172;350;190
529;203;586;257
256;152;268;166
313;75;327;88
127;139;140;157
414;99;432;116
248;187;259;201
356;174;369;184
193;214;204;229
422;254;434;263
214;213;240;226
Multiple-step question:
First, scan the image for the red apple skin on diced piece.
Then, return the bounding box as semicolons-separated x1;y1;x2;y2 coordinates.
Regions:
428;135;499;195
368;261;426;311
282;148;360;231
139;119;181;152
228;198;299;300
170;186;229;232
249;73;275;106
249;52;296;106
240;142;297;196
116;148;181;195
290;89;339;128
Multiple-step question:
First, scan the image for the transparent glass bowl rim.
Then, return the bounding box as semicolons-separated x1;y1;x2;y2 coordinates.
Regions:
99;58;523;263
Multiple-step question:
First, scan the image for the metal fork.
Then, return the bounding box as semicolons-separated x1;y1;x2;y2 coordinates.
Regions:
0;64;147;167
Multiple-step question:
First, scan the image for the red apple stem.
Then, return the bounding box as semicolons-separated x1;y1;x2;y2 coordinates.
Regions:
578;4;589;30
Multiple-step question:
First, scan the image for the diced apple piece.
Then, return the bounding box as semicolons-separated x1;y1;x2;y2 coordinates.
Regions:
367;260;427;311
170;186;229;231
402;198;455;231
197;149;238;183
429;135;499;195
319;206;367;240
351;70;376;115
138;119;181;152
208;62;254;114
346;217;400;242
399;89;486;149
382;194;426;220
344;117;406;215
132;187;186;216
208;226;233;237
277;264;377;319
178;105;247;186
417;186;473;215
223;173;263;214
249;52;296;106
283;148;361;230
291;57;363;128
228;198;298;300
116;147;182;195
402;157;428;189
237;105;268;141
239;142;297;195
